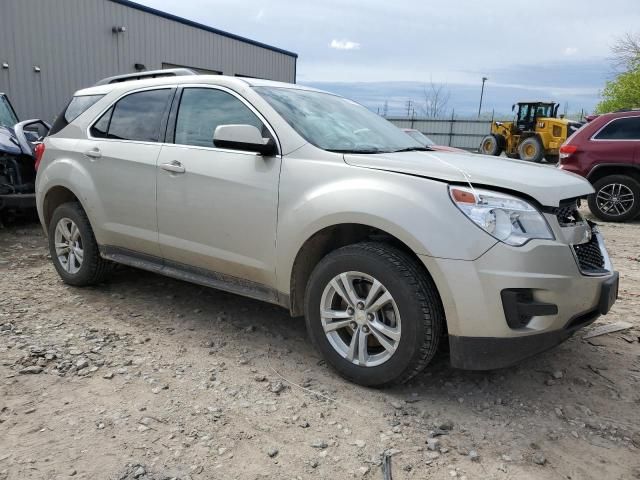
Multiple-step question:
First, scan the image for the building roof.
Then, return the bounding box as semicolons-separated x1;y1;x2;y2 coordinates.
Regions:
109;0;298;58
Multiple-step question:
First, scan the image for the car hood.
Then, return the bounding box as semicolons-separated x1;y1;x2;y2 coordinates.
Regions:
344;150;593;207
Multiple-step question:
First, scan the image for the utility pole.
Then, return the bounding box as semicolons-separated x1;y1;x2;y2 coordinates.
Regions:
477;77;488;118
406;100;412;117
383;100;388;117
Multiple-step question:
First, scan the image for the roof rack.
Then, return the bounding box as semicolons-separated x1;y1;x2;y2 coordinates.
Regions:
94;68;198;86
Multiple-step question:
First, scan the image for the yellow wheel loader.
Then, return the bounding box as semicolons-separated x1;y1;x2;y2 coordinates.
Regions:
479;102;582;163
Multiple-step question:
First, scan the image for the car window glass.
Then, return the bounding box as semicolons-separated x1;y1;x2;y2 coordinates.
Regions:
64;95;104;123
595;117;640;140
105;89;171;142
0;95;18;127
90;107;113;138
174;88;266;148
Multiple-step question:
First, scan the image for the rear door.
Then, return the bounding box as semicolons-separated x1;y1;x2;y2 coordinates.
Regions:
156;86;281;288
590;116;640;168
79;88;174;256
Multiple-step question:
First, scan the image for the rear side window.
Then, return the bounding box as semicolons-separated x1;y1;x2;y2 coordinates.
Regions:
49;94;104;136
174;88;265;148
594;117;640;140
90;89;172;142
65;95;104;122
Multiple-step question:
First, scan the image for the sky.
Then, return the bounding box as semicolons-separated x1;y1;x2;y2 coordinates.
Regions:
137;0;640;117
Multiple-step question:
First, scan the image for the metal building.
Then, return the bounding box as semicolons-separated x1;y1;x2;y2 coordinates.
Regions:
0;0;298;122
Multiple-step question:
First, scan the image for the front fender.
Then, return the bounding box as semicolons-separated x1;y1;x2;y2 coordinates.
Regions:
275;156;497;295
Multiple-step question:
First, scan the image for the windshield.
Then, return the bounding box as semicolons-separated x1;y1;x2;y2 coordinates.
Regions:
0;95;18;127
254;87;425;153
405;129;435;146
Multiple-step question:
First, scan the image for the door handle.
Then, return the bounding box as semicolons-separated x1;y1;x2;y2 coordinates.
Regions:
160;160;186;174
84;148;102;159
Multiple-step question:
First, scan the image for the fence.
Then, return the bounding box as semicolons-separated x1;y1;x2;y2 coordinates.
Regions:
387;116;504;151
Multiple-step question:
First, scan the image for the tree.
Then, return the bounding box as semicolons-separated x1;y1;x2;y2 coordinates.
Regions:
596;67;640;113
419;81;450;118
596;32;640;113
611;32;640;71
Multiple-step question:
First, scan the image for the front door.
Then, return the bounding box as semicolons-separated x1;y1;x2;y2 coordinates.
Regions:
156;86;281;288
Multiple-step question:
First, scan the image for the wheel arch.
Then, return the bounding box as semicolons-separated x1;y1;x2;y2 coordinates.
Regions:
586;164;640;185
287;222;442;318
41;185;88;235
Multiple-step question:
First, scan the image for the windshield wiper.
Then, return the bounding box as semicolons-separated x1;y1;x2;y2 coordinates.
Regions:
326;148;389;154
391;146;433;153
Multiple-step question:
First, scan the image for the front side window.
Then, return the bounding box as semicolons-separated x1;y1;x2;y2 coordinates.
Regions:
254;87;422;153
91;89;171;142
0;95;18;127
594;117;640;140
174;88;265;148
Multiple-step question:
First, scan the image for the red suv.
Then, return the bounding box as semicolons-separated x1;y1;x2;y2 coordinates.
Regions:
559;110;640;222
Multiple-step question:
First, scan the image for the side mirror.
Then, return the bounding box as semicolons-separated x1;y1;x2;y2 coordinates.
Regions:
213;124;277;156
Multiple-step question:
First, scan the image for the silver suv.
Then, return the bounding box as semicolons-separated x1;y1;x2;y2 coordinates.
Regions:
36;70;618;387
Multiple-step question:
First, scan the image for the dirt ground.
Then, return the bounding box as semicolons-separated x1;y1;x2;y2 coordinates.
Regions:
1;210;639;480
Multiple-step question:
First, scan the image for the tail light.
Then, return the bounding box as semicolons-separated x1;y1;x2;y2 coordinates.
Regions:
559;144;577;160
34;142;45;170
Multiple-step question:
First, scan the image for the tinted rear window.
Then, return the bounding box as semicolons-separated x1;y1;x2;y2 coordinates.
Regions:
90;89;172;142
49;94;104;135
594;117;640;140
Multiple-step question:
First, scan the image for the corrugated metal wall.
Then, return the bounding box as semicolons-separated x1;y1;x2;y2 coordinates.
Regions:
0;0;297;122
387;117;503;150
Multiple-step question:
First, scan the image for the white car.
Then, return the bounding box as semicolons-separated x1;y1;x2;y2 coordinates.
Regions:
35;70;618;386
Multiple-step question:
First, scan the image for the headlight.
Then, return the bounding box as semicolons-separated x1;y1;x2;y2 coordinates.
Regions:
449;186;554;246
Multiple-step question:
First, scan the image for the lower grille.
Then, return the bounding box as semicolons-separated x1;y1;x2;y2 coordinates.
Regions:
572;231;606;274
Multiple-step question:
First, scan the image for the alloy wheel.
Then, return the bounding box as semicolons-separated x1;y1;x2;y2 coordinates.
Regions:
319;271;401;367
54;217;84;274
595;183;635;217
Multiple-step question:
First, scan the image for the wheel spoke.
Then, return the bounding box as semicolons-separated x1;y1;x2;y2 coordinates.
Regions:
55;242;69;255
323;319;353;333
364;279;384;309
70;223;80;241
369;326;397;354
57;222;71;241
369;319;401;341
74;247;84;262
346;327;360;362
66;252;75;272
367;291;393;313
358;329;368;364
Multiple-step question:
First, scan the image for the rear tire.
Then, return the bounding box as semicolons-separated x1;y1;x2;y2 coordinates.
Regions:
588;175;640;222
304;242;443;387
518;137;544;162
479;134;504;156
48;202;112;286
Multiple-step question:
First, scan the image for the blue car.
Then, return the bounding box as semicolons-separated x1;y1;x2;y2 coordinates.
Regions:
0;93;49;214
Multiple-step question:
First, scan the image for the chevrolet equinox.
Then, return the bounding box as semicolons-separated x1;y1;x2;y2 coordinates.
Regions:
35;70;619;386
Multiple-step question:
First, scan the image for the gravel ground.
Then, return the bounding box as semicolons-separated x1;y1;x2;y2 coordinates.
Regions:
1;210;639;480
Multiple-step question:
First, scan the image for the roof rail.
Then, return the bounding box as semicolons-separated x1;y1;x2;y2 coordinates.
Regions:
94;68;198;86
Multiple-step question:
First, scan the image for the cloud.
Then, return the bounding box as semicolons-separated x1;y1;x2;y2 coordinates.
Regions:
329;39;361;50
254;8;265;22
564;47;578;56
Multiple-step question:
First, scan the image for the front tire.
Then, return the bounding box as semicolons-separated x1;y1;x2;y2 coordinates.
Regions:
479;134;504;156
48;202;112;286
304;242;443;387
588;175;640;222
518;136;544;162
